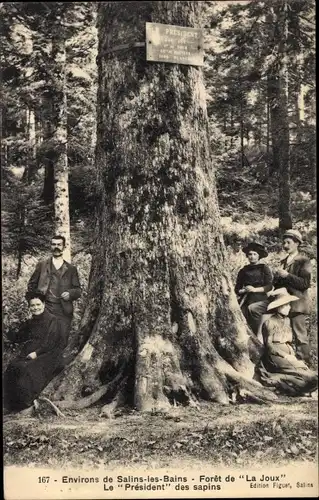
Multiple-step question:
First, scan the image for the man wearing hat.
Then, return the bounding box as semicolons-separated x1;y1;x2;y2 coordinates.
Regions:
256;288;317;397
273;229;312;364
235;242;273;334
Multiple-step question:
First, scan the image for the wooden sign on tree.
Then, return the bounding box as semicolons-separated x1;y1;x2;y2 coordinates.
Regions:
146;22;204;66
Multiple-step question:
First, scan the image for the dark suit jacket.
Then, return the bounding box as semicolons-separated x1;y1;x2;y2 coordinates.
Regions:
273;254;312;314
27;258;81;316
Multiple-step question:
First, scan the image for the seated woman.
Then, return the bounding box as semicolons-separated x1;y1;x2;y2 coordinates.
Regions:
3;291;64;412
256;288;317;396
235;242;273;334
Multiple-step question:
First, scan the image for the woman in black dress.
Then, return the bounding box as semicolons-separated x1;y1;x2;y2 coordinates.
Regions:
3;292;64;412
235;242;273;334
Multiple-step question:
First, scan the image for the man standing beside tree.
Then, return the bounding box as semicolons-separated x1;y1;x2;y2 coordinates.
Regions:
26;235;81;349
272;229;312;364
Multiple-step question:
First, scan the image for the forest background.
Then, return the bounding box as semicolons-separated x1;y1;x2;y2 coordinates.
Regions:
2;0;317;469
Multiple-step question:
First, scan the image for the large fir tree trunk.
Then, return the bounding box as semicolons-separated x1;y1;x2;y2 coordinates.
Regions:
45;1;276;413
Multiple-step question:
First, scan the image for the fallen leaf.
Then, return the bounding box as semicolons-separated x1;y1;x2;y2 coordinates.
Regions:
263;436;273;442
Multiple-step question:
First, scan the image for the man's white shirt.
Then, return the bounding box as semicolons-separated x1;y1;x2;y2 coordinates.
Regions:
52;257;64;270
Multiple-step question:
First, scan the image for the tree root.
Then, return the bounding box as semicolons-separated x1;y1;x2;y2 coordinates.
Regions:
37;397;66;417
199;360;230;405
234;387;272;405
16;405;34;417
168;385;200;409
99;374;129;418
4;400;37;421
99;387;126;418
217;357;278;403
55;369;124;410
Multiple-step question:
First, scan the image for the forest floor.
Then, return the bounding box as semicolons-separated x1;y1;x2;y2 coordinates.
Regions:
3;397;318;470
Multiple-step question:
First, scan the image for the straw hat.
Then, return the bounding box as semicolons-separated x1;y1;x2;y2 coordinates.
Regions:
283;229;303;244
267;287;300;311
242;242;268;259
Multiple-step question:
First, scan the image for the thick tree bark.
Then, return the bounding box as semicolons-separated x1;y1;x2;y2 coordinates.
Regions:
45;1;276;412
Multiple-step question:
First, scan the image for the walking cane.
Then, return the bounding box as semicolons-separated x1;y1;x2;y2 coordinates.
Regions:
239;293;248;308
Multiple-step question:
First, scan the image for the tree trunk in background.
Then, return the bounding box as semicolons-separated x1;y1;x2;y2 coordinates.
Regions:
268;73;279;176
42;157;55;205
268;2;292;230
297;84;305;124
306;92;316;198
230;105;234;147
19;108;37;274
240;92;244;168
277;0;292;230
266;79;270;170
41;16;71;261
42;96;55;207
25;109;38;183
291;48;306;177
51;30;71;262
45;1;276;413
308;125;316;198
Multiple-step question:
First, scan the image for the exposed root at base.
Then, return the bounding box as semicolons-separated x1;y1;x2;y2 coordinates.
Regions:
99;385;126;418
218;358;278;403
50;366;277;413
54;369;125;410
169;385;200;409
17;405;34;417
37;397;66;417
234;387;271;405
